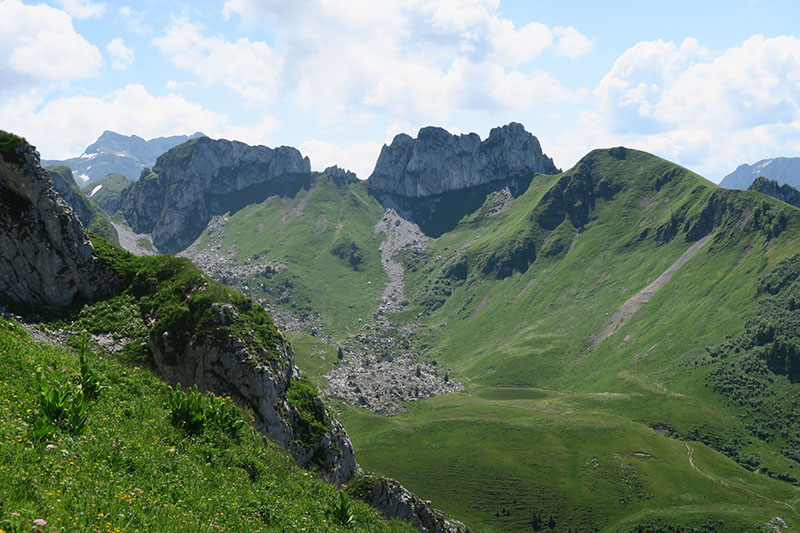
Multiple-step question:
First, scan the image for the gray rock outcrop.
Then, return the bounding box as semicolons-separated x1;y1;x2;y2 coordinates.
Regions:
748;176;800;208
149;301;356;483
0;135;107;306
720;157;800;190
358;476;468;532
367;122;558;197
119;137;311;253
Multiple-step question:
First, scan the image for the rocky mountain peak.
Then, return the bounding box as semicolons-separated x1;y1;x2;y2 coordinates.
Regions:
119;137;312;253
367;122;559;198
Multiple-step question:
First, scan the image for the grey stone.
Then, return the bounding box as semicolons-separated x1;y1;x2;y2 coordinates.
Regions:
119;137;311;253
367;122;558;197
0;141;108;307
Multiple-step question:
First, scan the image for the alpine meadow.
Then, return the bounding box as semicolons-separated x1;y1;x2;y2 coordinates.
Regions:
4;1;800;532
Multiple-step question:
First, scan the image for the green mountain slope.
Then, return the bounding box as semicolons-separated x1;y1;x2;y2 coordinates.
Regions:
162;146;800;531
0;316;411;532
338;148;800;530
46;165;119;245
183;171;388;335
82;172;133;214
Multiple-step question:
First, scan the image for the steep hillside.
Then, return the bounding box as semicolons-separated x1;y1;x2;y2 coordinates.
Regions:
341;148;800;530
46;165;119;245
42;130;205;183
83;172;133;214
0;316;412;532
721;156;800;190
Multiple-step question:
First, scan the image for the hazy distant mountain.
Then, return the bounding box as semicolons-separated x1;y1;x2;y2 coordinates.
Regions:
720;156;800;189
42;130;205;184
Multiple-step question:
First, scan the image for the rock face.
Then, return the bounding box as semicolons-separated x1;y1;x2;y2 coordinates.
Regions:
0;135;107;306
720;157;800;190
359;476;467;533
149;301;356;484
367;122;559;197
748;176;800;208
47;165;119;245
119;137;311;253
42;130;205;183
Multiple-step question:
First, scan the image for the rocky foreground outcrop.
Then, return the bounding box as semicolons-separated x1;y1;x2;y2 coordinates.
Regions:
748;176;800;208
0;134;108;306
119;137;311;253
367;122;559;197
149;301;356;483
352;475;468;533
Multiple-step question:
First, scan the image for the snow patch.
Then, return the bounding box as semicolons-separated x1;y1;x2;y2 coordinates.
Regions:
78;173;90;182
758;159;775;169
79;153;98;160
90;185;103;197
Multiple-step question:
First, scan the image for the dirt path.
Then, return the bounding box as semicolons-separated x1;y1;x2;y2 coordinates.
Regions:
684;443;799;516
587;234;711;349
281;183;316;226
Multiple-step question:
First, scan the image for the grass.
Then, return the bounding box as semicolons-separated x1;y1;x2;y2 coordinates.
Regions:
191;172;388;337
0;130;27;166
105;146;800;530
0;316;412;532
332;149;800;530
81;173;132;214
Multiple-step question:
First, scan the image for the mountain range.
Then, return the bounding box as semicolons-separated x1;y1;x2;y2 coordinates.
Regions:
4;124;800;531
42;130;205;184
720;156;800;190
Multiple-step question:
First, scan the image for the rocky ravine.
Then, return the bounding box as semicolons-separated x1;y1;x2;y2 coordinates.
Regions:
324;208;464;414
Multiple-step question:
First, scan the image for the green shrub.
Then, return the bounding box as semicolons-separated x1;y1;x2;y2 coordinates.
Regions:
167;384;246;436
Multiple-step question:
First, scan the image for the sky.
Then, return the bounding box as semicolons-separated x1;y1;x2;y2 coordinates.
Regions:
2;0;800;182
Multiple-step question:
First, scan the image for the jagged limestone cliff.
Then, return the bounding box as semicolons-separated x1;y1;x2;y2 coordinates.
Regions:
119;137;311;253
0;132;108;306
367;122;558;197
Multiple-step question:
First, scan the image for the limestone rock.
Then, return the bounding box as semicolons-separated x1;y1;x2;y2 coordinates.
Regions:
0;136;108;307
367;122;558;197
359;476;468;532
119;137;311;253
149;301;356;484
748;176;800;208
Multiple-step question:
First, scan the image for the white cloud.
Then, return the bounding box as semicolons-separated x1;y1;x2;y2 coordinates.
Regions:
554;26;593;59
153;18;282;106
170;0;591;122
0;84;280;159
106;38;134;70
299;138;383;180
569;35;800;181
0;0;102;86
54;0;105;19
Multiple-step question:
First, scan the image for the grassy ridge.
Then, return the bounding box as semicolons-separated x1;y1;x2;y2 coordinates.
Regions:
0;317;411;532
330;149;800;530
194;172;387;335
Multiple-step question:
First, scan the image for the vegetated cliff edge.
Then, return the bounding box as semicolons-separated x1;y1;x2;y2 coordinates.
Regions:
367;122;559;198
748;176;800;209
0;131;465;532
0;130;355;483
119;136;311;253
